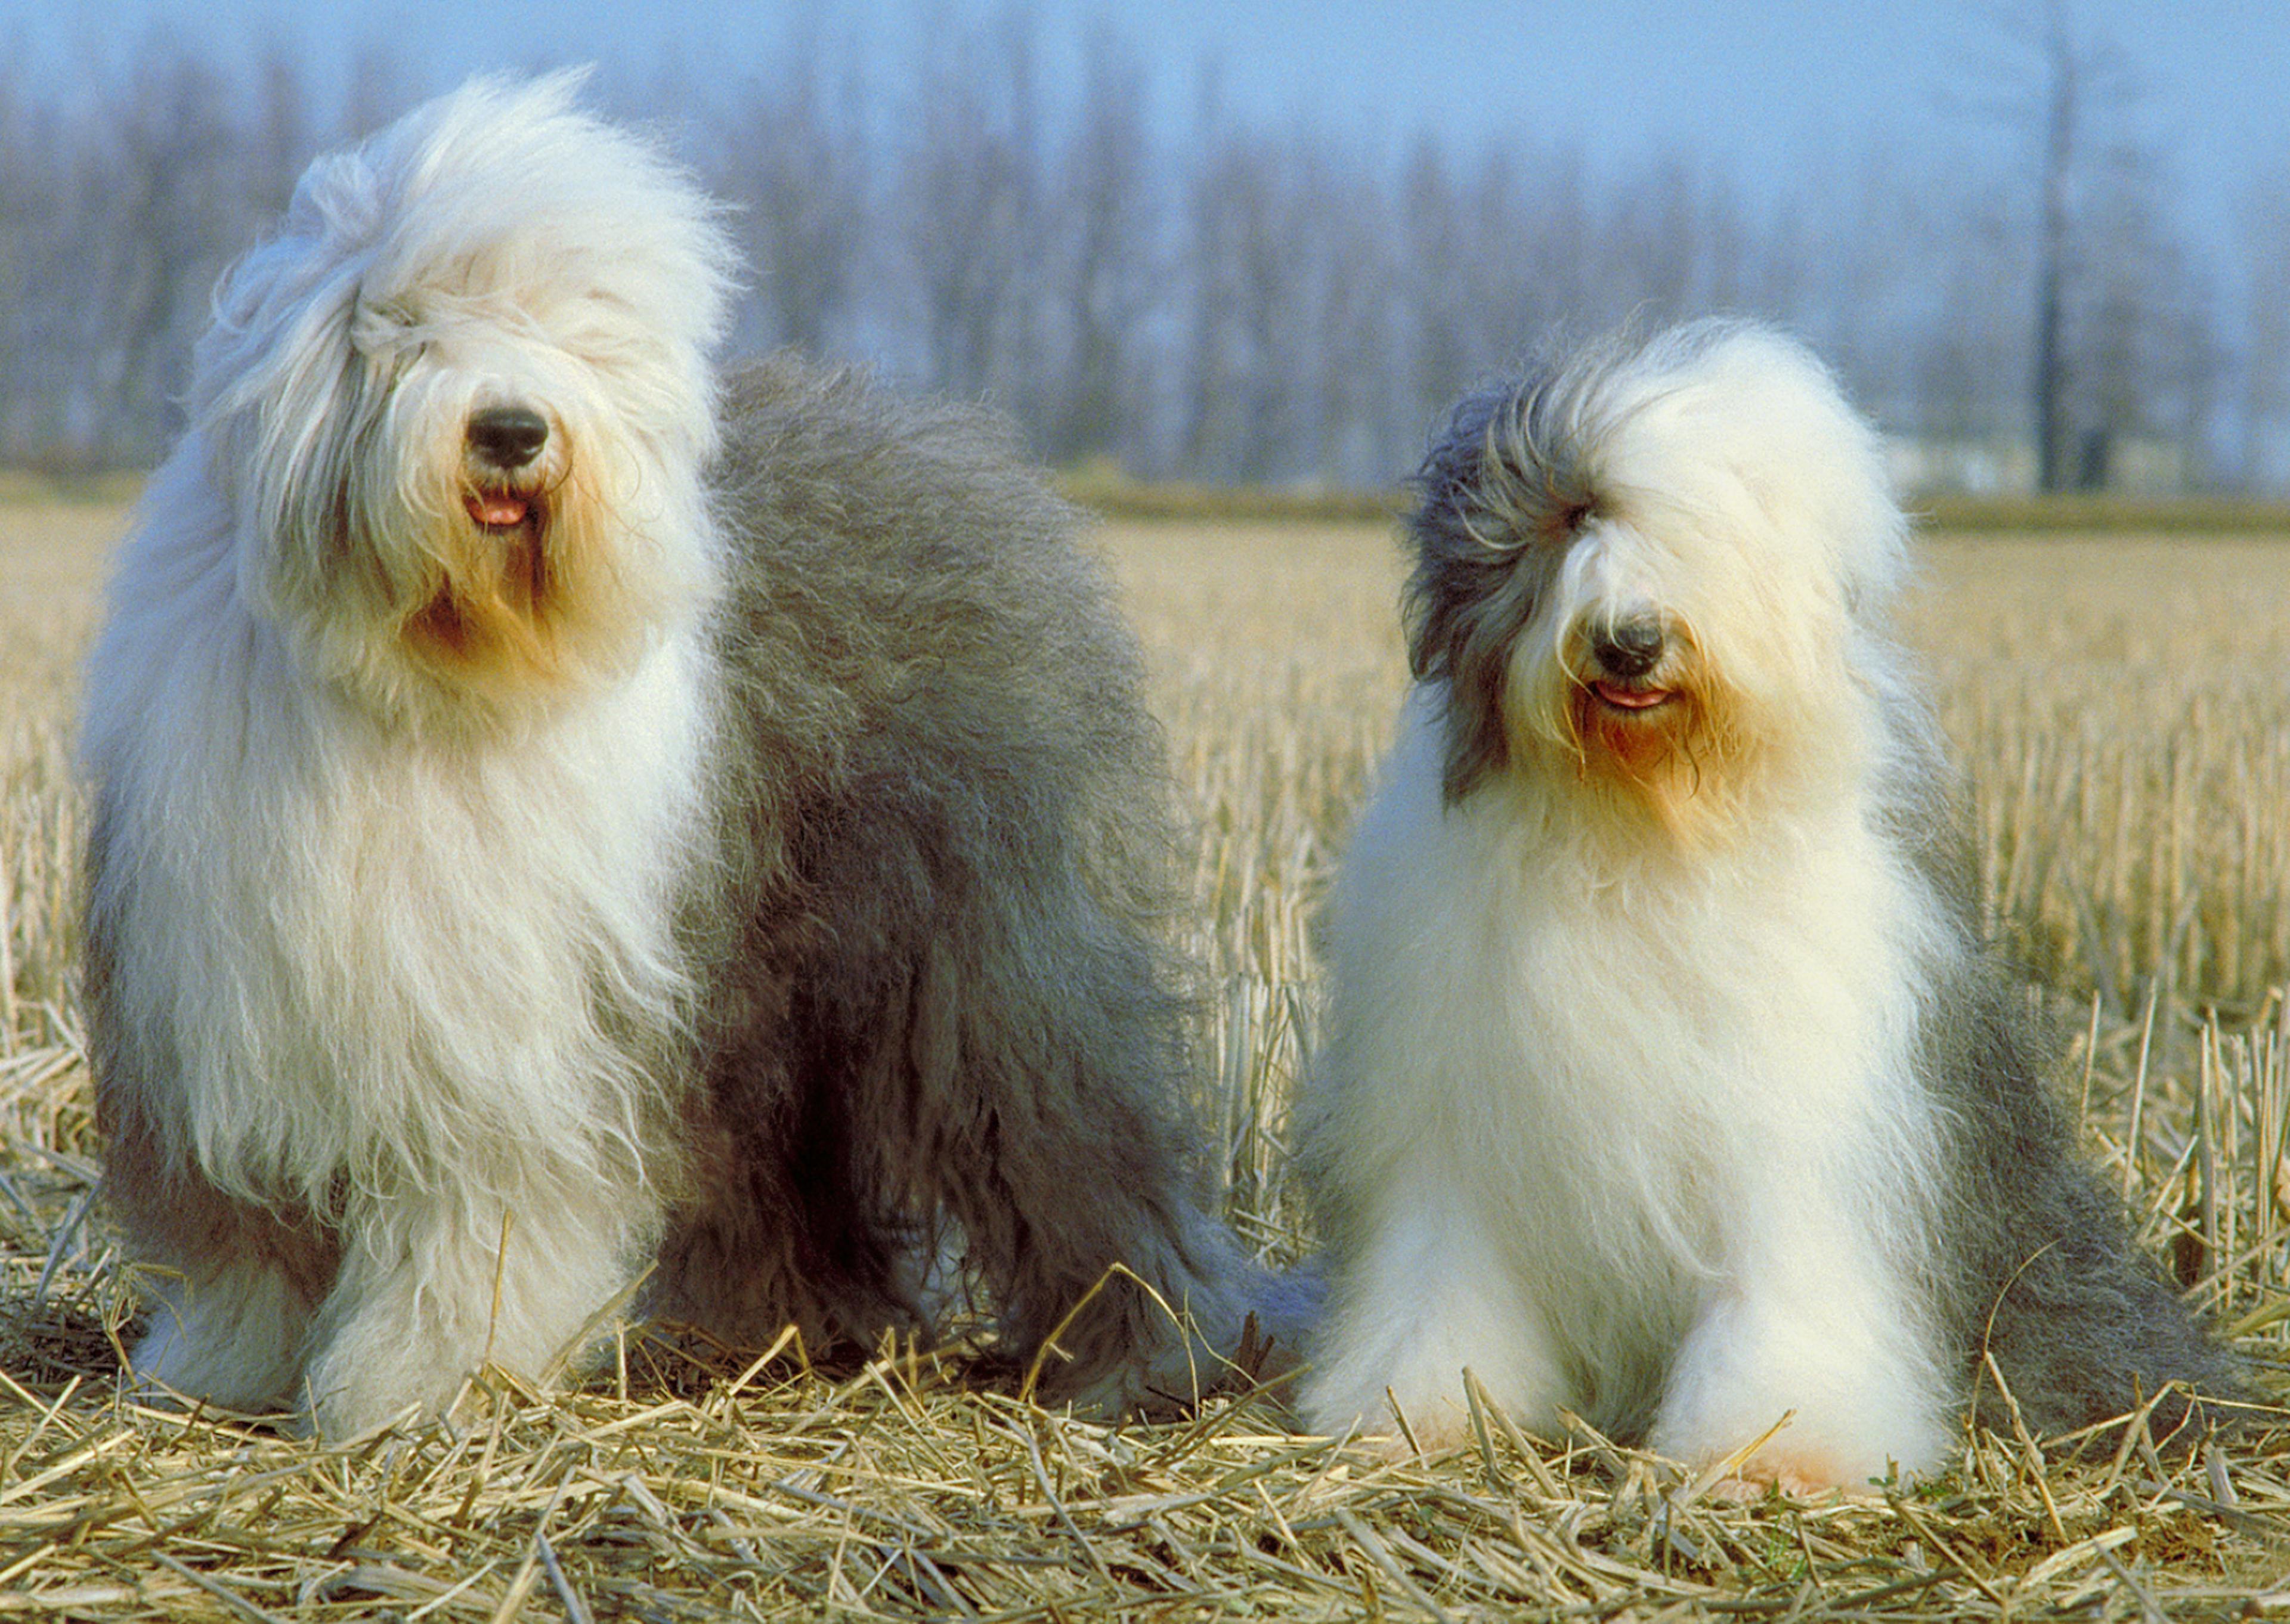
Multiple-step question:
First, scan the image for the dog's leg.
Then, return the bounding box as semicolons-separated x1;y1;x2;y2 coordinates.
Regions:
106;1149;334;1417
658;1040;932;1358
1651;1183;1954;1493
131;1250;320;1417
917;1037;1260;1415
946;1118;1253;1416
1303;1181;1568;1455
847;918;1255;1415
301;1182;650;1437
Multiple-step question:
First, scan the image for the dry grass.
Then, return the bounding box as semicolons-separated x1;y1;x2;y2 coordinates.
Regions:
1058;475;2290;537
1059;463;1408;526
1914;495;2290;536
0;499;2284;1620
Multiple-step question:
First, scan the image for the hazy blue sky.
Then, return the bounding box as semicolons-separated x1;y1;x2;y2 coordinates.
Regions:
7;0;2285;247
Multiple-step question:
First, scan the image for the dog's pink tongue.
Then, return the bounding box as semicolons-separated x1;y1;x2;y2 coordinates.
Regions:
1595;680;1669;709
466;491;529;527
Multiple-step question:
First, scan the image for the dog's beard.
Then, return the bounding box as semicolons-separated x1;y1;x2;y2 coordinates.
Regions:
1501;622;1752;844
401;478;562;680
278;424;697;730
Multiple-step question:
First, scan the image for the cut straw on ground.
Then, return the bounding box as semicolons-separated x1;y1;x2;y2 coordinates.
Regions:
0;503;2283;1619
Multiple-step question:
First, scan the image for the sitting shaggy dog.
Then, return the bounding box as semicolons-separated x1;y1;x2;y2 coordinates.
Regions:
85;75;1264;1436
1296;321;2238;1490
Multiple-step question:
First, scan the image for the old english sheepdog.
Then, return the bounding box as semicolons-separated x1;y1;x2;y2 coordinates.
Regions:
1296;321;2238;1490
85;75;1274;1436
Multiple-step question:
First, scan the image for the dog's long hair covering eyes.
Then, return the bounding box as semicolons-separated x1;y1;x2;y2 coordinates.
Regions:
1297;320;2239;1489
84;73;1285;1436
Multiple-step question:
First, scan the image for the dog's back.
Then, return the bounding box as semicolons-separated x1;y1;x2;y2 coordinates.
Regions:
653;355;1292;1409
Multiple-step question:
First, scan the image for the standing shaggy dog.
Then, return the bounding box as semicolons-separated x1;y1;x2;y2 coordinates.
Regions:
1298;321;2236;1490
85;75;1262;1437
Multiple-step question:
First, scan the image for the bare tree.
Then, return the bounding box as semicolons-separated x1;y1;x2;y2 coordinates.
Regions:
1177;123;1304;483
2072;144;2218;488
2026;0;2082;489
1037;29;1156;466
338;41;414;142
2004;0;2195;491
247;48;318;216
0;70;29;456
0;11;2249;490
96;41;248;458
895;13;1045;407
2233;168;2290;491
1395;141;1582;435
1321;162;1409;483
710;29;871;358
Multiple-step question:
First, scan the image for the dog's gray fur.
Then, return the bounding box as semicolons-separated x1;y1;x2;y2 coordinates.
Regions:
1907;856;2245;1441
654;355;1270;1406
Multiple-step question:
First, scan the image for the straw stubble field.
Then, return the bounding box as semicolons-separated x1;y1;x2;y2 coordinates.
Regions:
0;498;2284;1620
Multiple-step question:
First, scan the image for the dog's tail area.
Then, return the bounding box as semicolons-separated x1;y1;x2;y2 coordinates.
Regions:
1225;1253;1329;1398
1013;1217;1329;1422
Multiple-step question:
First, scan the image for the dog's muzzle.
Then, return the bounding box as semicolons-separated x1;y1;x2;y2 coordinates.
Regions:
463;406;550;532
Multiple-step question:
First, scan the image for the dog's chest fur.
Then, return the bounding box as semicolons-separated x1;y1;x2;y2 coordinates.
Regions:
1327;701;1944;1377
100;606;714;1204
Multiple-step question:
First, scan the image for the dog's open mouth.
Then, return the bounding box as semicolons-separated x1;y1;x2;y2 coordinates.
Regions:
1590;678;1675;712
464;488;543;535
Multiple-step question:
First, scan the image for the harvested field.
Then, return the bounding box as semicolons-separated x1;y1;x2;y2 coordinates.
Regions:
0;498;2283;1619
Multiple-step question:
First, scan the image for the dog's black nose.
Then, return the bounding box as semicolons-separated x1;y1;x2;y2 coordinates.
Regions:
1592;618;1665;678
467;406;549;469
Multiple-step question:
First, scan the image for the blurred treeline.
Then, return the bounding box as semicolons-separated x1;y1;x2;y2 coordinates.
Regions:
1;15;2284;493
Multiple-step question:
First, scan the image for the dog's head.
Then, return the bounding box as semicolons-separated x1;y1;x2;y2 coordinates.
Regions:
188;72;737;727
1403;321;1910;839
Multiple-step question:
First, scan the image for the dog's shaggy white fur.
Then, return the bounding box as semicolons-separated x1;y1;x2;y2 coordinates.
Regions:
85;76;727;1434
87;75;1275;1437
1298;322;2233;1490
